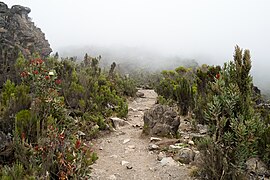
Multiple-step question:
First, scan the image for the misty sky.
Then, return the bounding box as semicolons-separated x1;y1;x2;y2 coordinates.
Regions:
6;0;270;90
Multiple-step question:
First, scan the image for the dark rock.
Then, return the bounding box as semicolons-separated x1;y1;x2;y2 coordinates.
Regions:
11;5;31;16
253;85;263;105
143;105;180;137
0;2;52;88
253;86;261;96
0;2;8;13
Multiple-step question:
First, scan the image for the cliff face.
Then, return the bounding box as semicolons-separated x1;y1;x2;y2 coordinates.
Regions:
0;2;52;87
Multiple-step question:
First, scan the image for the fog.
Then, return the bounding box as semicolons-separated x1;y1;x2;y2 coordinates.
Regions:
6;0;270;92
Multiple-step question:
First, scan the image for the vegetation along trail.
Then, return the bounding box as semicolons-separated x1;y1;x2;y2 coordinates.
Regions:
91;89;192;180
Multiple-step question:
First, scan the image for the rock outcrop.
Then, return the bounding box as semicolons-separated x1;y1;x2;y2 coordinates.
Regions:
0;2;52;87
143;104;180;137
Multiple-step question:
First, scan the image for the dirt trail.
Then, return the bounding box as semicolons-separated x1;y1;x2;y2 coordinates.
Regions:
91;89;192;180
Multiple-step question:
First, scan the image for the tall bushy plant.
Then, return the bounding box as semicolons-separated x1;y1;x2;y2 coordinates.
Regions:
0;80;31;133
18;58;64;140
197;46;266;179
0;55;99;179
156;70;178;100
175;78;194;116
58;55;129;119
194;65;221;123
156;67;196;116
233;46;252;115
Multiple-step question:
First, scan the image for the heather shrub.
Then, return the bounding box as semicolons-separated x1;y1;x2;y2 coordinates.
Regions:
0;80;31;133
58;56;129;119
155;66;195;115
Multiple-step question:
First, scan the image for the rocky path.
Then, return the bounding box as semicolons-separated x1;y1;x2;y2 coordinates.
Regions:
90;89;192;180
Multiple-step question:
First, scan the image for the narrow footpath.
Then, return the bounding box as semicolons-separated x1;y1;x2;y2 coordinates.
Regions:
91;89;192;180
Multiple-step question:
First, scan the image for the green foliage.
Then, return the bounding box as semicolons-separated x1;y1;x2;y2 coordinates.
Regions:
0;162;35;180
128;70;161;89
1;80;31;110
59;56;129;118
1;80;16;107
194;65;221;123
109;62;116;79
156;78;176;100
4;45;270;179
175;66;188;75
15;52;27;72
0;81;31;133
114;75;137;97
259;125;270;166
156;95;174;106
175;78;194;116
15;110;36;142
156;66;195;115
197;46;267;179
0;51;136;179
233;45;252;115
154;46;270;178
82;113;107;131
11;124;96;179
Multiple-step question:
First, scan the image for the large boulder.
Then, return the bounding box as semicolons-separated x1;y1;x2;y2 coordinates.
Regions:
143;105;180;137
0;2;52;88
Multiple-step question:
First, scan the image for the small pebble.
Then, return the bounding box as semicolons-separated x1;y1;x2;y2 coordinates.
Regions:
123;139;130;144
121;161;129;166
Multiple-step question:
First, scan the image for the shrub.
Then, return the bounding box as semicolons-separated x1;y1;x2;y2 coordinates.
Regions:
15;110;36;142
0;162;35;180
0;51;137;179
175;78;194;116
197;46;267;179
156;66;196;116
0;80;31;133
30;124;96;179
